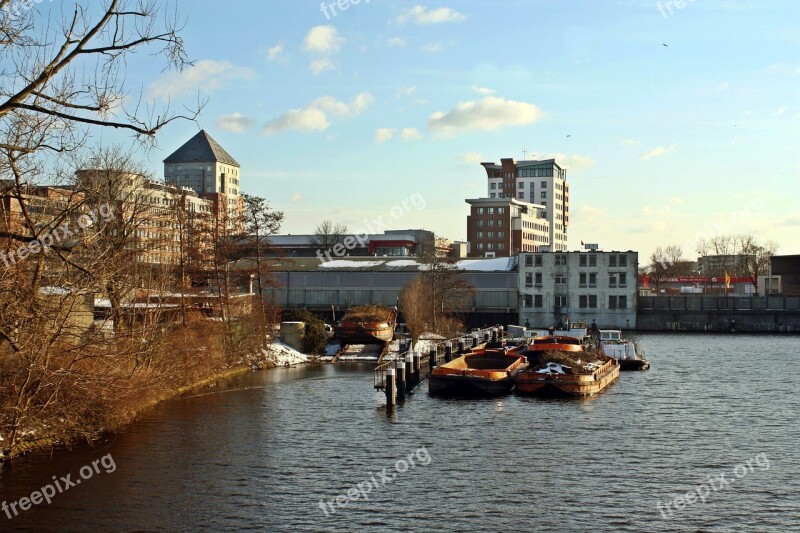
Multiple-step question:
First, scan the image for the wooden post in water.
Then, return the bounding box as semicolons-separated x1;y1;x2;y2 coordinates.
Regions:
445;341;452;362
385;367;396;408
429;346;437;370
413;351;421;385
472;334;479;348
491;328;498;343
405;353;414;392
457;339;465;354
396;360;406;401
484;332;490;343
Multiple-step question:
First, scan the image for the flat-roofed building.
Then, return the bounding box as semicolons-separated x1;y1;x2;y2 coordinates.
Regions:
465;198;550;257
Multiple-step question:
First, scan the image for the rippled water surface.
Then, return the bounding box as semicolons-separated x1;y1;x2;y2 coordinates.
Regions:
2;333;799;532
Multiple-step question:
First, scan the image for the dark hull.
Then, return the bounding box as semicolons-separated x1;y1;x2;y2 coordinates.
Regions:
619;359;650;371
428;374;517;396
335;326;393;344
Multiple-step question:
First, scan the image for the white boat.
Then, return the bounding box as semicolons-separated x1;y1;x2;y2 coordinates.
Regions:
597;330;649;370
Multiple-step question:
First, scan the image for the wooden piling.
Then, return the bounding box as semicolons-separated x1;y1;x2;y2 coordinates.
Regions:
385;367;396;408
413;351;421;386
429;347;436;370
396;360;406;400
405;353;414;392
445;341;452;362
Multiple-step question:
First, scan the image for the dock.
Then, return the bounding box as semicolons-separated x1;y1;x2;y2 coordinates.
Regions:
373;327;506;408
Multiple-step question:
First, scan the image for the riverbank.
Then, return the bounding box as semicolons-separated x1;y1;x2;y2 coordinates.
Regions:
0;341;312;463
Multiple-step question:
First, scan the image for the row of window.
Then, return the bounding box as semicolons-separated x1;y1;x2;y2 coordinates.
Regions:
524;271;628;288
476;242;505;251
476;207;506;215
522;295;628;309
476;231;505;239
475;219;505;228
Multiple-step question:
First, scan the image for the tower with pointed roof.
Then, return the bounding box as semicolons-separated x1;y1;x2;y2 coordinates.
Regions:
163;130;241;197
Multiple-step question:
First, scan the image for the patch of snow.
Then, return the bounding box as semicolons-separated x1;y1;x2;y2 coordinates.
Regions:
262;341;309;367
455;257;515;271
38;286;71;296
385;260;420;268
318;260;385;269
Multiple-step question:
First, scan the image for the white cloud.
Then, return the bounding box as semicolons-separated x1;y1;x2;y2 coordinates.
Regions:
312;93;374;116
148;60;254;100
303;25;343;54
580;206;607;223
291;193;304;203
400;127;422;141
310;57;336;75
262;93;373;136
620;139;641;146
215;113;254;134
267;43;288;64
262;108;329;136
428;96;543;135
641;144;678;161
396;5;466;25
396;86;418;98
717;81;730;92
421;42;445;53
375;128;396;143
471;85;495;95
459;152;484;165
387;36;407;47
541;153;596;172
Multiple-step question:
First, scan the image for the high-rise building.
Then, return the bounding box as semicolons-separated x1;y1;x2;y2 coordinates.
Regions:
480;158;569;251
163;130;243;230
465;198;550;257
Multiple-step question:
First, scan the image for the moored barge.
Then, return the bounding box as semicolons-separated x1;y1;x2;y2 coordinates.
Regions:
429;346;527;396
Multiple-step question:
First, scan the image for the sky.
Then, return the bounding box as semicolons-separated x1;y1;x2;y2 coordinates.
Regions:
83;0;800;260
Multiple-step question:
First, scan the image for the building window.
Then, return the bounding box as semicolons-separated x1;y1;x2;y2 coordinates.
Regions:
535;272;542;286
609;274;617;288
555;274;567;285
477;220;484;227
541;191;547;199
534;295;543;308
497;219;504;227
487;243;494;250
589;273;597;288
555;254;567;265
579;273;587;288
477;208;484;214
589;255;597;267
524;295;533;308
525;255;533;267
488;219;495;227
535;255;542;267
488;207;495;214
579;254;587;267
619;255;628;267
498;231;505;238
525;273;533;287
498;242;505;250
498;207;505;214
477;232;484;239
490;193;496;198
491;183;496;189
518;192;524;199
609;296;628;309
610;273;627;288
579;295;598;309
619;272;627;288
477;243;484;251
610;255;617;267
487;232;494;238
541;181;547;188
555;295;567;307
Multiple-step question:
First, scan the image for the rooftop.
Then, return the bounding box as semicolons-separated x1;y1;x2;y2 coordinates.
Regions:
163;130;240;167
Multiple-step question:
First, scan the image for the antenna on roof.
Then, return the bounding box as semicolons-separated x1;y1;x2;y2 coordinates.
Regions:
522;148;527;161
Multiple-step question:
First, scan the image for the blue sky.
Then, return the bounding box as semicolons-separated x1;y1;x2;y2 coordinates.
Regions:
94;0;800;260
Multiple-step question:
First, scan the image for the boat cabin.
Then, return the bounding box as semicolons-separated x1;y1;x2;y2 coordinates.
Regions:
599;330;622;342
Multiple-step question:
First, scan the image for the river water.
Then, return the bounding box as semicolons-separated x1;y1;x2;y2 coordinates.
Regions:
1;333;799;532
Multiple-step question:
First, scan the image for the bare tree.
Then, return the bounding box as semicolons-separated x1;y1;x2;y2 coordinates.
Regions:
647;245;695;292
309;219;348;251
738;235;778;292
236;194;284;347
